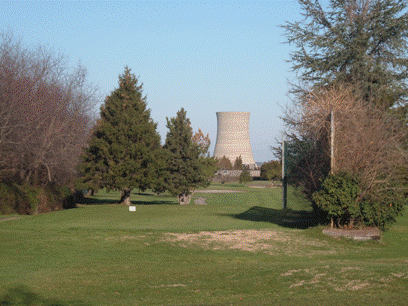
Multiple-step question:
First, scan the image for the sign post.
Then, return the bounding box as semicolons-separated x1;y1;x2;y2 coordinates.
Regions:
282;138;287;210
330;110;335;175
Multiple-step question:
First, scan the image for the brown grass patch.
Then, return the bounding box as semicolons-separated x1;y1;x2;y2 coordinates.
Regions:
161;229;344;256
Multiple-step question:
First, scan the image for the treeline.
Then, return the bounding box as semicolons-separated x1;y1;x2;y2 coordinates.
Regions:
0;32;220;212
278;0;408;230
0;33;97;214
76;68;217;205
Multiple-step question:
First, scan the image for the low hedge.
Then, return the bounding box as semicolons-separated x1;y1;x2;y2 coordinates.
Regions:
0;182;77;215
312;172;406;230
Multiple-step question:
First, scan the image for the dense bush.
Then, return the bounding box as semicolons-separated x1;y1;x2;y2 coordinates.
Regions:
239;168;252;184
312;173;406;230
260;160;281;181
0;182;31;215
215;156;233;170
312;173;360;227
0;182;76;215
359;188;406;231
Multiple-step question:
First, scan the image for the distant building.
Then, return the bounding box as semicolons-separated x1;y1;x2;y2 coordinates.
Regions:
213;112;256;169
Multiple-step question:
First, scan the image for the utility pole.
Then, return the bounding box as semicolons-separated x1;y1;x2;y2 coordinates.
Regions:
330;110;335;228
331;110;335;175
282;138;287;210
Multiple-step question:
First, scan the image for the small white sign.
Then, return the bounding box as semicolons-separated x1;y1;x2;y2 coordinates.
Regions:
129;206;136;212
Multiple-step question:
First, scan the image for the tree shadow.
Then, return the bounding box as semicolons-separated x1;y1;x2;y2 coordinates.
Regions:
131;200;178;205
218;206;326;229
81;195;177;206
82;197;119;205
132;192;156;196
0;284;90;306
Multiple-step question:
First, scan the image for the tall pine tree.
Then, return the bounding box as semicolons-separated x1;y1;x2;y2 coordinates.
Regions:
283;0;408;112
78;67;161;205
164;108;216;205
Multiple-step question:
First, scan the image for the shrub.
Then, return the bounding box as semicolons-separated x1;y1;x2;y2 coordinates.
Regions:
216;156;233;170
0;182;77;215
239;168;252;184
312;172;407;230
43;184;76;210
260;160;281;181
0;182;28;214
0;182;41;215
312;173;361;228
359;188;406;231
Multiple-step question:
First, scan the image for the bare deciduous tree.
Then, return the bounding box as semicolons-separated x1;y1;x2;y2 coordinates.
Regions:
0;32;98;186
283;85;408;200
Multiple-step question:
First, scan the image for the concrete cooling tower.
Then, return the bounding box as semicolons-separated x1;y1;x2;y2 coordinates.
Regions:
213;112;256;168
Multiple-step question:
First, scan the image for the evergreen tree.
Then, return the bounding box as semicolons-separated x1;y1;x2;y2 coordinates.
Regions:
260;160;282;181
77;67;161;205
283;0;408;111
239;167;252;185
76;120;104;196
215;156;233;170
233;156;243;170
164;108;216;205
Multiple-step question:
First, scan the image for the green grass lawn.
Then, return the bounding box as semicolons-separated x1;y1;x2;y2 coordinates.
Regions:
1;183;407;305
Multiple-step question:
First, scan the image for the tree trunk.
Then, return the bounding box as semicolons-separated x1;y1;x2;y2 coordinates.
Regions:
86;189;95;197
178;192;192;205
120;188;131;205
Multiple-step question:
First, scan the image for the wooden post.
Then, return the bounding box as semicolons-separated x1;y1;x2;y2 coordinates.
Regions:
331;110;335;175
330;110;334;228
282;139;287;210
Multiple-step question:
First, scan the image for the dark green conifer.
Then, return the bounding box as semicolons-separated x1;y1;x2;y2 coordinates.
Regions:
163;108;216;205
283;0;408;112
78;67;161;205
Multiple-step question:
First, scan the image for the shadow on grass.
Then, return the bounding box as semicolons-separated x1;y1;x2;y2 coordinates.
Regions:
81;196;177;205
0;284;90;306
82;197;119;205
131;200;178;205
220;206;326;229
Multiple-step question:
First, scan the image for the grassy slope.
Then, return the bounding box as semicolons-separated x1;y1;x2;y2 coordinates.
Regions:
0;183;407;305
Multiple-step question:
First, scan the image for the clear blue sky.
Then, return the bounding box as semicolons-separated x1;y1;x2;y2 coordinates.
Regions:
1;1;303;162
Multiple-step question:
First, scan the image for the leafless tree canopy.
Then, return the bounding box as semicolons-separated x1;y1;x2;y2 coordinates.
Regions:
0;33;98;185
285;85;408;197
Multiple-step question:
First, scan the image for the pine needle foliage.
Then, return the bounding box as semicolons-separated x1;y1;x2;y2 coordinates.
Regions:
164;108;216;205
77;67;161;204
283;0;408;111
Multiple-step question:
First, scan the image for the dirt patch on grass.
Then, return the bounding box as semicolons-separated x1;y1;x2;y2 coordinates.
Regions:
0;217;20;222
323;227;381;241
280;266;408;292
162;229;347;256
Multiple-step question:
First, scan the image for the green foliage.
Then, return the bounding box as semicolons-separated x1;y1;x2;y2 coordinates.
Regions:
312;173;360;227
45;184;76;210
233;156;243;170
277;136;331;201
216;156;233;170
283;0;408;110
163;108;216;204
0;182;75;215
0;182;31;215
260;160;281;181
239;168;252;185
312;173;407;230
77;67;162;203
359;187;406;231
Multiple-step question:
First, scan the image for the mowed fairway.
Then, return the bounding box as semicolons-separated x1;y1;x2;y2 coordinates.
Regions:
1;183;407;305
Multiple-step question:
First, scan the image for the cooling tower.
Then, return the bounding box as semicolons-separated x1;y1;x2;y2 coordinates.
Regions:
213;112;256;168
